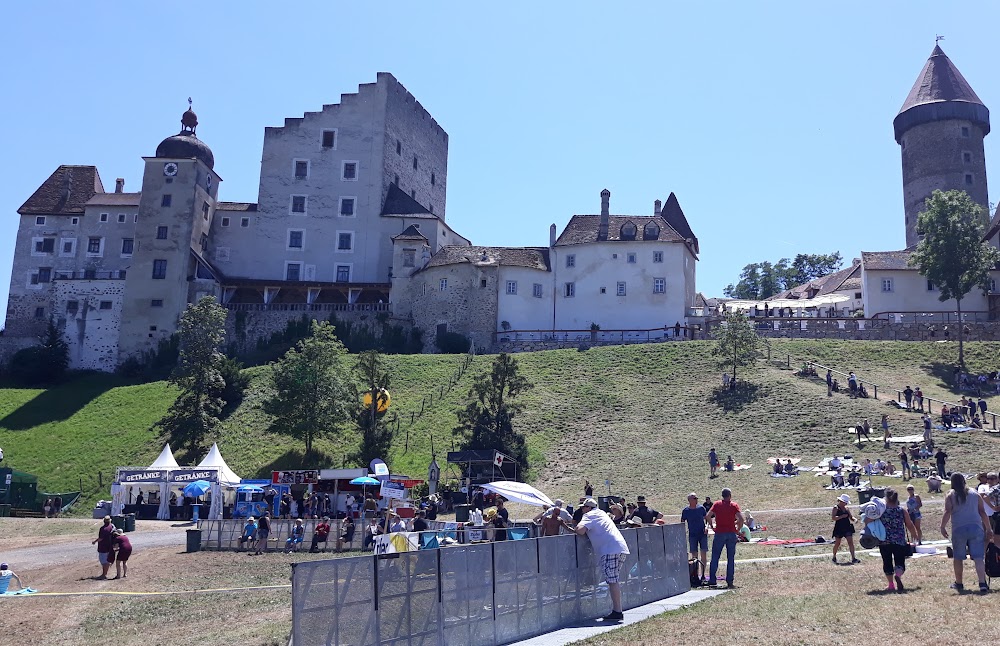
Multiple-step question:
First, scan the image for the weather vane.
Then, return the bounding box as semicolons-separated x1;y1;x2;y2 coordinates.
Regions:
935;35;944;43
188;96;193;109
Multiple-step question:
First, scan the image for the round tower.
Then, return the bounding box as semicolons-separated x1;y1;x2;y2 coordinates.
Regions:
894;44;989;247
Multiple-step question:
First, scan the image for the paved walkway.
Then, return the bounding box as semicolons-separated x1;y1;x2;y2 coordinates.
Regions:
510;589;728;646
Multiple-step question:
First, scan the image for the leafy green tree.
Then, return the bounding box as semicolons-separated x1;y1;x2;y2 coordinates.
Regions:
455;353;533;473
352;350;394;467
712;311;762;383
908;189;1000;367
786;252;843;287
7;317;69;386
155;297;227;453
724;253;843;299
265;321;352;456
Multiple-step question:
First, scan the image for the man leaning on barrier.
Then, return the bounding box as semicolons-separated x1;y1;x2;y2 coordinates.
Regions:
564;497;629;624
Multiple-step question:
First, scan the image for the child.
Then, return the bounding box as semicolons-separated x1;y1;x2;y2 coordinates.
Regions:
284;518;305;553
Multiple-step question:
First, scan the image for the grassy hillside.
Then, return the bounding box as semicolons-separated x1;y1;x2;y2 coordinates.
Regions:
2;339;998;513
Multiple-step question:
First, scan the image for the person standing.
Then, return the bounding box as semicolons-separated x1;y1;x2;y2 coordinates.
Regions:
826;370;833;397
905;485;923;544
92;516;115;579
53;495;63;518
935;448;948;478
263;487;277;515
979;397;988;417
903;386;913;410
848;372;858;396
628;496;663;524
709;448;720;479
536;506;564;537
492;499;509;541
584;480;594;497
866;488;917;592
565;498;629;623
345;493;356;518
979;473;1000;535
941;473;994;593
831;494;860;564
255;511;272;555
898;449;911;481
881;414;891;449
681;493;708;570
705;488;744;588
914;387;924;412
111;528;132;579
922;414;933;448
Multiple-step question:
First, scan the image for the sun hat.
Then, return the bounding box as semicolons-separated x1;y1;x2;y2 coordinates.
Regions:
838;494;851;504
247;516;255;521
636;495;647;503
582;498;598;509
553;499;564;507
625;517;643;526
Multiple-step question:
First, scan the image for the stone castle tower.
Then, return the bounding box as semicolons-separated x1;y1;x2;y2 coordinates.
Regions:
894;44;990;248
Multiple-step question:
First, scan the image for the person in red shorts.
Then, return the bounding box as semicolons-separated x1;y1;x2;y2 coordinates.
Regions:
111;528;133;579
705;488;745;588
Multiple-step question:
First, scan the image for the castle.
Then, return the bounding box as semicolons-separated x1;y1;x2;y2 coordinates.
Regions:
4;73;700;369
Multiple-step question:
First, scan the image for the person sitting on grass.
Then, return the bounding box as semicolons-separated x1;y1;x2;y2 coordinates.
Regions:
783;460;798;475
927;471;943;493
847;469;862;487
773;461;783;475
971;414;983;429
941;404;952;429
724;456;735;472
0;563;24;593
284;519;305;553
830;469;845;488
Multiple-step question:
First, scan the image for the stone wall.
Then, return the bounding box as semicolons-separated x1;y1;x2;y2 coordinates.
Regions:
753;319;1000;341
0;336;38;367
224;305;406;353
497;336;687;354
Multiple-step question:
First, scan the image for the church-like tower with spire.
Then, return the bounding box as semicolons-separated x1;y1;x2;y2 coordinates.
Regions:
894;44;990;247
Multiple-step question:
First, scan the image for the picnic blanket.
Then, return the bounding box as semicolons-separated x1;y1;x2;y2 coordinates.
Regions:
824;481;870;490
888;434;925;444
767;457;801;465
760;538;815;546
724;464;752;471
770;472;798;478
818;457;856;468
934;424;973;432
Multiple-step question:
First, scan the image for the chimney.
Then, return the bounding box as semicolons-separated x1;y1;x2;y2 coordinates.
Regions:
852;257;861;266
598;189;610;240
654;199;662;216
549;223;557;247
115;178;125;193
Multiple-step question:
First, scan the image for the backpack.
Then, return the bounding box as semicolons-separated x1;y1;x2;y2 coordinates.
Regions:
985;543;1000;580
689;559;704;588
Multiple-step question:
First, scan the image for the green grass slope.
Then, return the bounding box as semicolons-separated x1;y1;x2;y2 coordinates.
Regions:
1;340;998;513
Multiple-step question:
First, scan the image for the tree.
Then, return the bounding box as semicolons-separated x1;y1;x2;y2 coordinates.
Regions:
7;317;69;386
786;252;843;287
352;350;394;468
455;353;533;473
712;311;762;383
724;253;843;299
908;189;1000;367
155;297;227;454
265;321;352;456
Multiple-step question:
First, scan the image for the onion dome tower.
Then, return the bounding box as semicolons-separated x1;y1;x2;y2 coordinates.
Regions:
155;98;215;169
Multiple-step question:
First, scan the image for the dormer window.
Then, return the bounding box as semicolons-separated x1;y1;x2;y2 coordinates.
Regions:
620;222;637;240
643;222;660;240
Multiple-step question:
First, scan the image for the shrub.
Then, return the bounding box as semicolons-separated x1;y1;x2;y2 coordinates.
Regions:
436;331;471;354
217;356;251;408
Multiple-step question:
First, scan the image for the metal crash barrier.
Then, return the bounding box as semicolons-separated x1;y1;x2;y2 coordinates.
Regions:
291;523;689;646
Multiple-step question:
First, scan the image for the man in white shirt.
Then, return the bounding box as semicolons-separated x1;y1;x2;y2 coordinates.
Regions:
829;456;843;470
345;494;356;515
565;498;630;623
388;513;407;533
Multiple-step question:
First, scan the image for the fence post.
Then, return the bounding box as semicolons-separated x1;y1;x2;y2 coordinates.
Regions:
98;471;103;488
786;355;790;369
874;384;878;400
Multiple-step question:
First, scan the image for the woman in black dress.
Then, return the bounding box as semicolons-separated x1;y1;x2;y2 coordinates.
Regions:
831;493;860;564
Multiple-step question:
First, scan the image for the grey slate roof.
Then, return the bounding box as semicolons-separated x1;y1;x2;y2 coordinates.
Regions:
769;264;863;300
554;215;685;246
216;202;258;212
861;249;916;271
660;192;699;253
381;183;430;215
423;246;550;272
392;224;428;242
87;192;141;207
19;165;105;215
898;45;985;114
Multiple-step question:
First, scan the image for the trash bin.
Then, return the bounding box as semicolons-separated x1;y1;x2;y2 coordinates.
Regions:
124;513;136;533
186;528;203;553
0;504;10;517
111;515;125;531
454;504;472;523
857;488;886;504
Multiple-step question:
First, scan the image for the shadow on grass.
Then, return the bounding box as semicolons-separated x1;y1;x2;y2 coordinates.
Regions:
255;449;334;478
0;376;118;430
711;381;768;413
923;361;960;393
865;586;921;596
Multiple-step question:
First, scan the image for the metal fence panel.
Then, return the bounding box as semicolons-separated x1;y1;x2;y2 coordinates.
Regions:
440;542;494;646
292;555;376;646
621;528;642;610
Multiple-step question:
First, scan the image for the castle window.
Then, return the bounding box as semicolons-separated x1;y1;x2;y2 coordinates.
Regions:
439;278;448;291
100;213;108;222
411;189;416;200
337;232;354;252
71;217;79;225
653;278;666;294
294;159;309;179
200;233;208;250
161;194;172;207
627;253;637;264
620;222;637;240
342;161;358;181
285;262;301;281
600;287;606;294
566;254;576;268
221;217;230;227
394;174;399;185
413;156;418;170
157;226;169;240
990;279;997;293
34;307;45;319
37;267;52;283
339;197;356;216
66;300;78;313
321;129;337;149
927;280;935;291
118;213;126;223
61;239;76;256
202;202;210;220
881;278;893;293
506;280;518;295
396;140;401;155
431;173;436;186
35;238;55;254
654;251;663;263
87;237;103;256
336;265;351;282
288;230;304;249
240;217;250;228
480;279;487;288
402;249;415;267
617;281;627;296
152;259;167;279
84;269;96;279
961;126;970;137
35;216;45;225
291;195;307;214
963;151;972;163
564;282;575;297
644;222;660;240
965;173;974;186
121;238;134;256
151;299;163;308
855;292;862;299
533;283;543;298
99;301;112;310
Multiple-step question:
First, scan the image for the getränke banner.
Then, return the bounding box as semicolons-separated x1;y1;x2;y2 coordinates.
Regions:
117;469;167;483
168;469;219;483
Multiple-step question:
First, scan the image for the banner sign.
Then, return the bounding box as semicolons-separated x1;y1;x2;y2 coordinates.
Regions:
272;470;319;485
380;480;407;500
372;462;390;480
373;532;419;555
117;469;166;483
391;478;425;488
168;469;219;483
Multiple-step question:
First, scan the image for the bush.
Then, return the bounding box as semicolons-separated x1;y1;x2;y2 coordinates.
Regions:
436;331;471;354
117;335;179;382
217;356;251;408
7;318;69;386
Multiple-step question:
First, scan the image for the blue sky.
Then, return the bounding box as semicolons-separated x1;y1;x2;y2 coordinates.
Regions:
2;3;997;319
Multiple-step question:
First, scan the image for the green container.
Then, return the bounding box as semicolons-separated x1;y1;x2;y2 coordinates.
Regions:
186;528;202;553
111;515;125;530
124;513;136;532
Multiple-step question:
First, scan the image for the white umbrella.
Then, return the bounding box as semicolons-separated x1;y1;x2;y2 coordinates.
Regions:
481;481;554;508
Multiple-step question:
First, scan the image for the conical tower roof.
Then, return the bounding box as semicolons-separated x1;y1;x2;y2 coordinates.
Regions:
893;45;989;142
